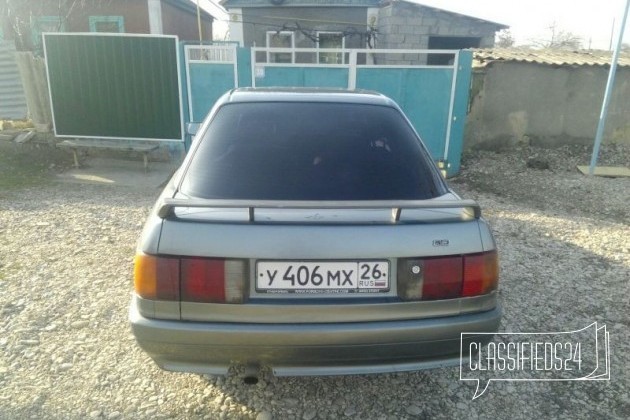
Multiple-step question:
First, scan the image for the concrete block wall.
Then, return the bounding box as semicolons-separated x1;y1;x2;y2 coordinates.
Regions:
465;62;630;149
377;2;498;64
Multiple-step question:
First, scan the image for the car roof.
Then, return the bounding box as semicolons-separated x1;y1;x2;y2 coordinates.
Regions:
222;87;398;107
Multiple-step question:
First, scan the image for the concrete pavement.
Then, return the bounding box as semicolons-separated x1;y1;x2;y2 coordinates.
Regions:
56;156;179;189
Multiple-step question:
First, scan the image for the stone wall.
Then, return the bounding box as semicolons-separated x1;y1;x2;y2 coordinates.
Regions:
465;62;630;149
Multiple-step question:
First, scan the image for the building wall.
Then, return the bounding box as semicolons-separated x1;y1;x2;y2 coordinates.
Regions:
377;3;497;64
242;7;368;49
465;62;630;149
3;0;213;48
65;0;150;33
161;1;213;41
13;0;151;35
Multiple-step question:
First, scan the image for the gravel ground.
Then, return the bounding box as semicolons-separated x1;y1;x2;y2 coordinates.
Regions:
0;144;628;419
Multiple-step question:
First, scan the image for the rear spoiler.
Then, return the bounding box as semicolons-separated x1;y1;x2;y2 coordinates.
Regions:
157;198;481;221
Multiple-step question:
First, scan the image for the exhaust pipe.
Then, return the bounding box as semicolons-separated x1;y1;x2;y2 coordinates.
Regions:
243;364;260;385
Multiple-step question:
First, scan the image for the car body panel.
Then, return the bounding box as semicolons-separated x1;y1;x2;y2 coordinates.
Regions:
157;220;487;260
133;292;498;323
130;296;501;375
129;88;501;376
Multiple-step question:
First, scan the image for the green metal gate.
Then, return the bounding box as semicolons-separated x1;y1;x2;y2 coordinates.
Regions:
183;43;238;123
249;48;472;176
44;33;183;142
44;38;472;175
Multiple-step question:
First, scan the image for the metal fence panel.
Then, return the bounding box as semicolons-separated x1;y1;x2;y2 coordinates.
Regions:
446;50;473;175
44;34;183;141
0;41;28;119
184;44;237;123
247;48;471;176
356;67;453;160
253;66;349;89
181;47;472;175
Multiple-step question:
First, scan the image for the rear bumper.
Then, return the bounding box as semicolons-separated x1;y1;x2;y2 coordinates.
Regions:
129;296;501;376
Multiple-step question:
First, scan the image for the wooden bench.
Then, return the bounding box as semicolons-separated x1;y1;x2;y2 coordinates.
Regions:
57;139;160;171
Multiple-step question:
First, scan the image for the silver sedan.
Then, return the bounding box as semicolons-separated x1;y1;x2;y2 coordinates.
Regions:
130;88;501;377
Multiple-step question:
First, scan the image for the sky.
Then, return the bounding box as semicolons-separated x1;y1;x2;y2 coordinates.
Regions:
208;0;630;50
414;0;630;49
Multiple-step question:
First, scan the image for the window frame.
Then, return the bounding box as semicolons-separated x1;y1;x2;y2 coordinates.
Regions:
316;31;345;64
266;31;295;63
32;16;65;50
89;16;125;33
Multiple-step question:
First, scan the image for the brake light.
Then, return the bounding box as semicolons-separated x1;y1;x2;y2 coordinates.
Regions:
423;256;463;299
133;254;246;303
181;258;225;303
462;251;498;297
397;250;498;301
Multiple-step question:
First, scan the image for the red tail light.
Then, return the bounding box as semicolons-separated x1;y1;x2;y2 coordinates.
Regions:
462;251;498;297
397;250;498;301
181;258;226;303
134;254;247;303
422;256;463;299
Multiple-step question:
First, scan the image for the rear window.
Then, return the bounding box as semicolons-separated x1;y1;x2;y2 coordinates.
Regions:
180;102;445;200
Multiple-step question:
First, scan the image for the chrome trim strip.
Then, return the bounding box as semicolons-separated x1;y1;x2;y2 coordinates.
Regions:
176;292;497;323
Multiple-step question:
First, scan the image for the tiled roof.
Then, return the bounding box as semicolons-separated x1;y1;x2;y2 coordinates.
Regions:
473;48;630;68
221;0;381;7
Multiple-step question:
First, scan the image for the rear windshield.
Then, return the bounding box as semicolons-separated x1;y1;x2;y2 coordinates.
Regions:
180;102;445;200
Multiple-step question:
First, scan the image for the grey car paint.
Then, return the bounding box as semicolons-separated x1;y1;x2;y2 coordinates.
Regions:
129;88;501;376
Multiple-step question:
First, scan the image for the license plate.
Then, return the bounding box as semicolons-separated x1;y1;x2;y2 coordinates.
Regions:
256;261;389;294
